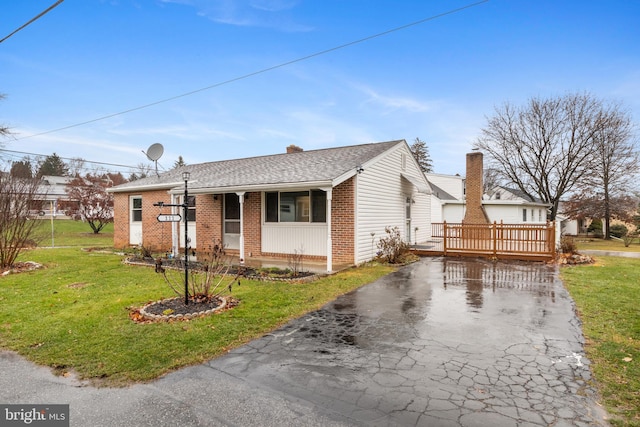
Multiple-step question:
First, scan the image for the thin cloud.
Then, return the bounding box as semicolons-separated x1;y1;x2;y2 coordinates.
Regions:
357;85;437;114
159;0;312;32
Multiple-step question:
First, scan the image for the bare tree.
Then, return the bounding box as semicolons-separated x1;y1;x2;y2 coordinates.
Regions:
67;157;86;177
128;163;154;181
0;173;44;269
64;174;114;233
0;94;11;140
563;193;639;228
483;166;502;195
475;93;613;220
576;104;639;238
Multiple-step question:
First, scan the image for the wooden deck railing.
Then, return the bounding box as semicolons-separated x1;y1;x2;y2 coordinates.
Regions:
420;221;556;260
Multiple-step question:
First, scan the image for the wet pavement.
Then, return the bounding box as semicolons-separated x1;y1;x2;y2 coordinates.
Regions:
1;257;609;426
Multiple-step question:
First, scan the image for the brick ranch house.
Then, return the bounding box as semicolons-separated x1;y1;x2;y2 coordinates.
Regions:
108;140;431;273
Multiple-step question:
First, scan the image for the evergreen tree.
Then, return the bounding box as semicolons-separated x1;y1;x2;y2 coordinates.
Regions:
410;138;433;173
37;153;69;177
174;155;187;168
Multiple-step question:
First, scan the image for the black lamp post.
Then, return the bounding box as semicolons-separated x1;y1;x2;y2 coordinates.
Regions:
182;171;190;305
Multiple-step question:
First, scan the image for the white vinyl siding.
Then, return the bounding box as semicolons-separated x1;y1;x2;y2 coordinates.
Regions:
261;223;328;256
355;144;430;264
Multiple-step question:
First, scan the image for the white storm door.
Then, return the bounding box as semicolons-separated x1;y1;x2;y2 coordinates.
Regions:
129;196;143;245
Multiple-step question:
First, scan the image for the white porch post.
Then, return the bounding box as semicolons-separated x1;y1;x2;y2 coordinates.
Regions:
325;188;333;274
236;192;246;264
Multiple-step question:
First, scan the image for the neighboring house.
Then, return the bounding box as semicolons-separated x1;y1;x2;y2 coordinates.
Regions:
426;173;465;223
34;175;75;217
484;186;550;224
108;140;431;273
426;153;550;225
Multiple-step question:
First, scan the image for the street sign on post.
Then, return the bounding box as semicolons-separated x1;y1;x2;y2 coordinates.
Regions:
157;213;182;222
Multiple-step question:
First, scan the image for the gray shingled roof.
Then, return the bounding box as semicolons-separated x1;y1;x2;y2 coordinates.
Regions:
428;182;457;201
498;186;544;203
111;140;403;193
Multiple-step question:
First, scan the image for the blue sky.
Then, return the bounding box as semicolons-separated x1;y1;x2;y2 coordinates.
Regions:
1;0;639;176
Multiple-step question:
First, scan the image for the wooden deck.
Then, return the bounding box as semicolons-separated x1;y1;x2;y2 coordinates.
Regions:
413;222;556;261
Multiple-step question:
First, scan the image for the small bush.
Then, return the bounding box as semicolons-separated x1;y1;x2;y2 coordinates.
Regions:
609;224;628;238
376;226;409;264
587;219;603;238
623;231;639;247
559;236;577;254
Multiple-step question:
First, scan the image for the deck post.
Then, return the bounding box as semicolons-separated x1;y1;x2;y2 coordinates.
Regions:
443;221;448;255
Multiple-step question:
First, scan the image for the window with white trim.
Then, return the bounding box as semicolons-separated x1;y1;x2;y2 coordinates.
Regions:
265;190;326;223
131;196;142;222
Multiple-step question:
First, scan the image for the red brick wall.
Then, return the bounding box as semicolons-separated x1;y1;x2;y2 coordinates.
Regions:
112;190;173;251
195;194;222;256
463;152;490;224
113;193;130;249
332;177;355;264
114;187;358;265
243;192;262;258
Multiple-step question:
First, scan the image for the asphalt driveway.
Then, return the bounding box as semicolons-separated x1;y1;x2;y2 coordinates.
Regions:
1;257;609;426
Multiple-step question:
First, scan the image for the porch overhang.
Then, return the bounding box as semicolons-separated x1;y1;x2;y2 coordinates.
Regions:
401;174;430;194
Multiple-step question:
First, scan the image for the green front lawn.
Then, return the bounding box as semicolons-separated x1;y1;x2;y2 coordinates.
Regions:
0;247;393;386
575;236;640;252
33;219;114;247
561;257;640;427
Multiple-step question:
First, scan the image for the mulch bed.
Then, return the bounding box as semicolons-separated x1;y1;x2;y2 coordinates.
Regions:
0;261;44;276
130;296;240;323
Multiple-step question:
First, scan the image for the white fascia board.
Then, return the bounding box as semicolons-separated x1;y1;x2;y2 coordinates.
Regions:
173;180;334;195
107;182;184;193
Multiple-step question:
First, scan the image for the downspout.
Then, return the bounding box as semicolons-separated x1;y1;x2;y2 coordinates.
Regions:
237;191;245;264
325;188;333;274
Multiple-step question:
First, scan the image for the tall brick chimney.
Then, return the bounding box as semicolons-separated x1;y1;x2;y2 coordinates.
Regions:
286;144;303;154
463;151;490;224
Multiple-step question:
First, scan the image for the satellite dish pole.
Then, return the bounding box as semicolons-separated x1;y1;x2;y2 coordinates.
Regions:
143;143;164;177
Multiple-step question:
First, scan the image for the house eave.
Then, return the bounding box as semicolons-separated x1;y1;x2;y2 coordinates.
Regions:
171;180;336;195
107;182;183;194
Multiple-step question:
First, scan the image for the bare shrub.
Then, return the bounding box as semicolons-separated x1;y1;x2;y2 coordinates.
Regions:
156;239;242;303
287;247;305;277
0;174;45;269
376;226;409;264
559;235;578;254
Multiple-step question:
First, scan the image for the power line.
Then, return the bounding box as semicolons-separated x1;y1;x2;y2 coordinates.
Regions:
0;0;64;44
15;0;489;141
0;148;141;172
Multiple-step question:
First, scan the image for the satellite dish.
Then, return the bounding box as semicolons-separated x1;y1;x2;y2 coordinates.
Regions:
143;143;164;177
145;143;164;161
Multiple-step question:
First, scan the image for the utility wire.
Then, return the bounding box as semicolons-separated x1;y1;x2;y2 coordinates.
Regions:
0;148;140;172
0;0;64;44
15;0;488;141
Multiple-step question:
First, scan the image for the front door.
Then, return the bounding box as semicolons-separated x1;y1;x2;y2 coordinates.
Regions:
405;195;412;244
129;196;142;245
223;193;240;250
175;194;196;251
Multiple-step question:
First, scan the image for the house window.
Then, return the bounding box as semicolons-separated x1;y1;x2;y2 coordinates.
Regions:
131;197;142;222
184;196;196;222
265;192;278;222
401;153;407;171
522;208;527;222
538;209;542;222
265;190;326;223
224;193;240;234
